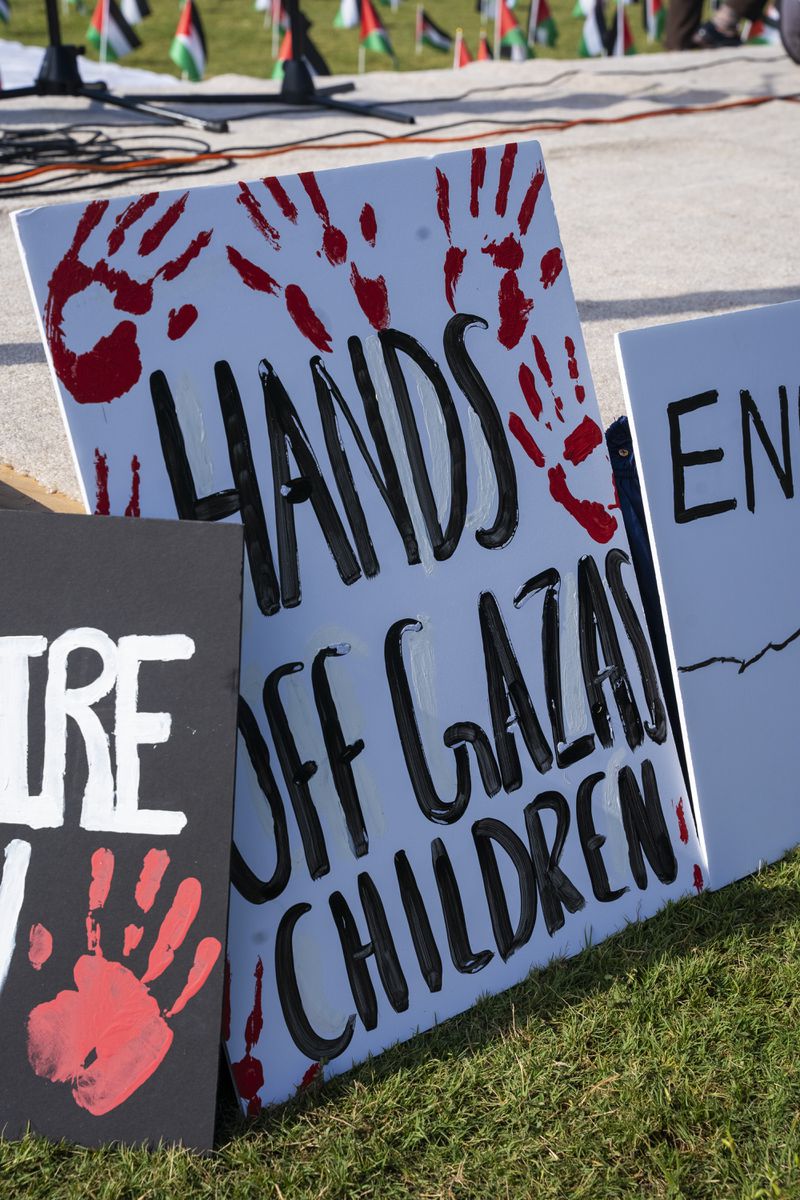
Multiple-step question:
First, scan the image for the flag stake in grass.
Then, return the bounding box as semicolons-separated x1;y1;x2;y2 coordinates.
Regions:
170;0;207;81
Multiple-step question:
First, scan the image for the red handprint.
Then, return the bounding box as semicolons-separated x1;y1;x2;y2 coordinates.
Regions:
434;144;561;351
26;848;221;1117
225;174;390;354
44;192;212;406
508;331;618;543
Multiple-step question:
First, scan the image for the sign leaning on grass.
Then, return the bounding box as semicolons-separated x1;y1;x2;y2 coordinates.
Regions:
14;141;705;1112
0;510;242;1149
617;301;800;888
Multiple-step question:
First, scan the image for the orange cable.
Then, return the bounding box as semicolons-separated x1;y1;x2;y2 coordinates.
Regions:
2;90;796;186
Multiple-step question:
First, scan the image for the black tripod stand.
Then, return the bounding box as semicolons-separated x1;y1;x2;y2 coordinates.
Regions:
0;0;230;131
1;0;414;129
134;0;416;126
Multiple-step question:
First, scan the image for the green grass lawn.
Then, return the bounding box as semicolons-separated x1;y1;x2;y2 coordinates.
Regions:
4;850;800;1199
6;0;664;81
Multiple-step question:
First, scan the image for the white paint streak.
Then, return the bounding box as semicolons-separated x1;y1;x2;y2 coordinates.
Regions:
465;407;497;536
0;839;32;998
407;617;452;797
561;571;589;741
601;749;630;887
293;923;352;1038
365;335;435;574
414;362;450;529
173;372;216;496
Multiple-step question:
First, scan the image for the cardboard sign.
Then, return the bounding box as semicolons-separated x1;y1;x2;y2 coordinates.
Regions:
0;510;243;1149
15;142;705;1111
617;300;800;887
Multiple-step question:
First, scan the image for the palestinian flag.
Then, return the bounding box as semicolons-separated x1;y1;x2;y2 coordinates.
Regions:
170;0;207;80
0;0;9;24
612;4;635;52
477;28;493;56
498;0;531;57
121;0;149;25
579;0;607;53
268;0;289;29
643;0;664;39
334;0;360;27
744;2;781;41
86;0;141;60
417;6;453;49
360;0;395;55
453;27;473;63
272;27;332;77
527;0;558;45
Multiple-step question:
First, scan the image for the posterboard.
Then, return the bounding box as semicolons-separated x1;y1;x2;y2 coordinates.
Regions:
14;142;705;1112
617;301;800;888
0;510;242;1149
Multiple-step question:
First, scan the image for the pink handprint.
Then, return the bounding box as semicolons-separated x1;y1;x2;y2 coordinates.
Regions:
26;848;221;1117
44;193;212;405
225;174;390;353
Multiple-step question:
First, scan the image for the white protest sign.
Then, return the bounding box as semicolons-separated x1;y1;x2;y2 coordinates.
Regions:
617;300;800;888
15;141;704;1110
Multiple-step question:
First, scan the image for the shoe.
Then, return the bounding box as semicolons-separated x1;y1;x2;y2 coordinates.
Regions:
692;19;742;45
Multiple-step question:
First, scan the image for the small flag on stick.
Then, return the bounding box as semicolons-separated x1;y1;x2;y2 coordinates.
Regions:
170;0;207;80
453;26;473;63
527;0;558;45
612;2;635;53
334;0;360;27
360;0;395;58
477;28;493;56
497;0;531;58
417;5;453;50
579;0;608;54
86;0;140;60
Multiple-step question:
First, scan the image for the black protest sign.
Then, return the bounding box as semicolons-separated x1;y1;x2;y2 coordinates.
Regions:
0;510;243;1150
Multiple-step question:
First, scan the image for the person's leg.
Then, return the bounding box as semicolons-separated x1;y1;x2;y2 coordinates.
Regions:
781;0;800;60
665;0;704;47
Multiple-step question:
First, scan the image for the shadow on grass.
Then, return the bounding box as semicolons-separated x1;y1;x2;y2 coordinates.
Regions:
215;847;800;1148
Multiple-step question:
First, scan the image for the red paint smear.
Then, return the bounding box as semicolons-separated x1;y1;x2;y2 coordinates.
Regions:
565;335;579;379
693;864;705;892
167;303;198;341
285;284;333;352
124;454;140;517
138;193;188;257
540;247;563;289
237;181;280;249
232;958;264;1117
88;848;114;911
576;385;586;403
29;924;53;971
27;955;173;1116
135;848;170;913
159;228;213;283
122;925;144;957
264;176;298;223
676;798;689;845
141;876;202;984
508;412;545;468
533;334;553;389
360;202;377;246
244;958;264;1052
518;164;545;236
497;272;533;350
299;1062;322;1090
444;245;467;311
300;172;347;265
554;394;564;423
107;193;158;256
548;463;618;543
481;232;523;271
518;363;542;421
232;1055;264;1117
470;147;487;218
435;168;452;241
166;936;221;1017
94;448;110;515
226;244;280;294
222;957;231;1042
350;263;390;330
563;416;603;466
495;143;518;217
